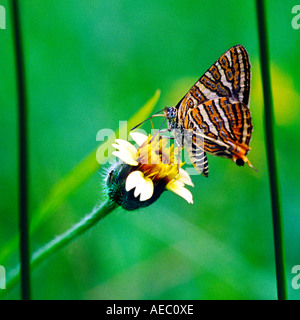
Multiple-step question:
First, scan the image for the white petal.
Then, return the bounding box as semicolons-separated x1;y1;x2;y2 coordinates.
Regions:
134;185;142;198
166;180;193;204
112;143;121;150
129;132;148;146
125;171;145;191
112;151;138;166
178;168;194;187
112;138;138;165
125;171;154;201
139;178;154;201
114;139;137;156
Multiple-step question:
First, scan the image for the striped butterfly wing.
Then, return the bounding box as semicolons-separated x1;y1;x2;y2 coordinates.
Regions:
176;45;251;122
174;45;252;176
187;97;253;165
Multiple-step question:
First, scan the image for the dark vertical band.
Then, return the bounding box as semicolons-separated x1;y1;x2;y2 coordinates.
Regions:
11;0;31;300
256;0;287;300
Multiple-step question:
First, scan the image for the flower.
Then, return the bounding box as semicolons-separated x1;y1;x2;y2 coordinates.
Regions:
105;132;194;210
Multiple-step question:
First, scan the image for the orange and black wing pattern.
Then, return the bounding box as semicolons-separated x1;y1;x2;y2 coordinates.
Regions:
176;44;251;124
173;45;253;176
187;97;254;168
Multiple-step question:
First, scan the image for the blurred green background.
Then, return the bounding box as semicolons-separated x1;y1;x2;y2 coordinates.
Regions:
1;0;300;299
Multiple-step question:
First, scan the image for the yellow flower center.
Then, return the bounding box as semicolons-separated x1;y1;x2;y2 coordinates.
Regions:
136;135;183;184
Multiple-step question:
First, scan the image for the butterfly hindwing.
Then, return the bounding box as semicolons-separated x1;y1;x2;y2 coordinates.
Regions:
187;97;253;161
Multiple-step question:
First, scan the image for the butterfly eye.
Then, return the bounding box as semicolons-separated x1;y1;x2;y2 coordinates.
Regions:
166;107;177;120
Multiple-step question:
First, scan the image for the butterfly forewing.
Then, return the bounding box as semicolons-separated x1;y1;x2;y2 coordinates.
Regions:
176;45;251;124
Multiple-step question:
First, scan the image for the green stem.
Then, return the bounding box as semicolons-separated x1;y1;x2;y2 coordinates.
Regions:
256;0;287;300
2;201;117;297
11;0;31;300
0;89;160;265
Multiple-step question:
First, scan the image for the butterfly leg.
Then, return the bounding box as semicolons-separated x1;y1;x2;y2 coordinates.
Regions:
177;146;182;173
150;117;155;130
159;129;174;140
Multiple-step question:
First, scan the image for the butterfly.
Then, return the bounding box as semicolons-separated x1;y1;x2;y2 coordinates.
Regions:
133;45;255;177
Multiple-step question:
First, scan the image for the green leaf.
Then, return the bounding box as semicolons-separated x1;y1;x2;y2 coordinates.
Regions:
0;90;160;263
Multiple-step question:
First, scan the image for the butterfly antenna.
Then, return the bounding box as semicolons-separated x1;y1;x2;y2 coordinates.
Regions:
149;118;167;144
130;108;165;131
247;160;258;172
242;155;258;172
